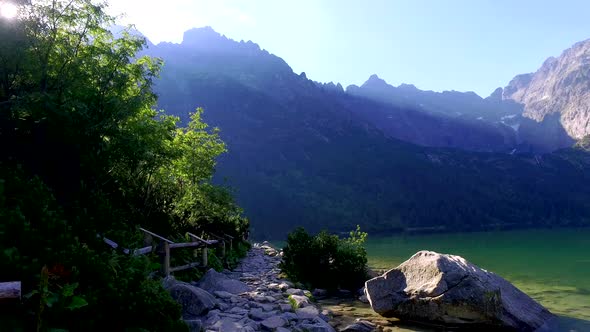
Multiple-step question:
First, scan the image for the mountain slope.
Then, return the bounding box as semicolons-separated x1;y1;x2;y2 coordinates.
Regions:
501;39;590;150
146;27;590;239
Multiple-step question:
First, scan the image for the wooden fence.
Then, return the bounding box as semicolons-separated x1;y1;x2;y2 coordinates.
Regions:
100;228;236;277
0;282;20;301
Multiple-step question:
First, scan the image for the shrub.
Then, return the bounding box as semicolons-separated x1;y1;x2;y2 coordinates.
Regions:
280;226;368;290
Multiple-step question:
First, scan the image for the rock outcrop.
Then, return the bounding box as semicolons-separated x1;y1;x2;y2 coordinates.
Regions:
365;251;553;331
503;38;590;144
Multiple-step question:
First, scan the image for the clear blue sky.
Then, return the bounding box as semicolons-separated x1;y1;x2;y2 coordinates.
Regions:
110;0;590;97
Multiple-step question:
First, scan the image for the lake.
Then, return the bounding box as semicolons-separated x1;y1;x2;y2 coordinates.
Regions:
275;228;590;330
273;228;590;331
354;228;590;331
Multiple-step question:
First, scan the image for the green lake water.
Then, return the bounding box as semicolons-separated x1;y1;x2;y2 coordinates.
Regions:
364;228;590;327
276;228;590;331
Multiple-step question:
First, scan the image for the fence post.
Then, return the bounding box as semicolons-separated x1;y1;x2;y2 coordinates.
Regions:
164;242;170;277
221;241;226;259
202;246;208;267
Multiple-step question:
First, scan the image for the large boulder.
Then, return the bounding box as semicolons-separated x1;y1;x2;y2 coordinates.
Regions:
198;268;251;294
365;251;553;331
162;277;217;318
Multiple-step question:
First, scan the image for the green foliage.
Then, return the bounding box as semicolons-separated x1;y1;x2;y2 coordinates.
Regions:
280;227;368;291
0;0;246;330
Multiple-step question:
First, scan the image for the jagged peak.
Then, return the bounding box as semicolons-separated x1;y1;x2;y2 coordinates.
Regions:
362;74;390;89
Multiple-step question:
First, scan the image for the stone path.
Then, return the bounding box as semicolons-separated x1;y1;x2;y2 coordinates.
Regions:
184;243;339;332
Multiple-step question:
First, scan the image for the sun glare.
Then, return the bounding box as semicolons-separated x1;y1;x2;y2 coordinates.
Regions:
0;2;18;19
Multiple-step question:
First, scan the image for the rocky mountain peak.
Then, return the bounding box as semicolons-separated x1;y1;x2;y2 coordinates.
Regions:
502;37;590;140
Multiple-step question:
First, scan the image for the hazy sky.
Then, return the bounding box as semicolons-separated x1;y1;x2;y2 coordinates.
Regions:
108;0;590;97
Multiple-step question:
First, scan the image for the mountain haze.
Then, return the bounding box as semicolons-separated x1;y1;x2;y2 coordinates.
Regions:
145;27;590;239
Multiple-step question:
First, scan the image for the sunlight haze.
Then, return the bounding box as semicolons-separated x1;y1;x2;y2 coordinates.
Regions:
107;0;590;96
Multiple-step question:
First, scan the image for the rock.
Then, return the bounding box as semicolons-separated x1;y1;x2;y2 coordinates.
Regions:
213;290;234;299
163;278;216;318
289;294;310;308
249;308;274;321
281;311;298;321
279;303;292;312
298;317;337;332
199;268;251;294
296;306;320;320
278;282;292;291
312;288;328;298
358;294;369;303
184;319;203;332
365;250;553;331
276;327;291;332
260;316;287;330
286;288;305;296
339;320;376;332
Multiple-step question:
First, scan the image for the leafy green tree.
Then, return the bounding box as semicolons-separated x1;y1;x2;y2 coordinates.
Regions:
0;0;248;329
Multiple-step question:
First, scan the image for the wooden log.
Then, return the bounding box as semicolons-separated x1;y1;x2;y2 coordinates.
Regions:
139;227;174;244
202;247;208;267
169;262;201;273
133;246;153;256
187;232;218;245
163;242;171;277
0;282;21;299
169;242;204;249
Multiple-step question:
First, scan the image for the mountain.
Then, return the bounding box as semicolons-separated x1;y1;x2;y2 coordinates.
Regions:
348;74;521;122
144;27;590;239
346;74;521;151
500;39;590;150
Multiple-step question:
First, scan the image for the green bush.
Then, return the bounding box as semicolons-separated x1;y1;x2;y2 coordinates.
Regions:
280;226;368;290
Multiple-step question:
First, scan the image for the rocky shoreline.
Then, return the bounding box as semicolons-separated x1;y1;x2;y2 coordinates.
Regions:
164;242;377;332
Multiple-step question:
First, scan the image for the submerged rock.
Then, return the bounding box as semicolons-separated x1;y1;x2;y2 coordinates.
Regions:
365;250;553;331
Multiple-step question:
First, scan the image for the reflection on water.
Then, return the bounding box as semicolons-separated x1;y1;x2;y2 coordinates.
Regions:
320;228;590;332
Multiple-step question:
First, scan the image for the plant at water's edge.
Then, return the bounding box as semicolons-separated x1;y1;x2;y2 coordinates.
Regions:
280;226;369;291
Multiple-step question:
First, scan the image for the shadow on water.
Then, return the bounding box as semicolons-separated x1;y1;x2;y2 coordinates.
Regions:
539;316;590;332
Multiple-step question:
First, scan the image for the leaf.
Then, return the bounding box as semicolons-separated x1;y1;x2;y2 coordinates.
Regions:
61;282;78;297
66;296;88;310
46;293;60;308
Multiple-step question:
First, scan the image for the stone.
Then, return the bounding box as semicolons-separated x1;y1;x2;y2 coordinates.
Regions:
184;319;203;332
358;294;369;303
339;320;376;332
199;268;251;294
213;290;235;299
312;288;328;298
249;308;274;321
163;279;216;318
296;306;320;320
279;303;292;312
289;294;310;308
281;312;298;321
286;288;305;296
260;316;287;330
278;282;292;291
298;317;337;332
365;250;553;331
228;306;250;315
276;327;291;332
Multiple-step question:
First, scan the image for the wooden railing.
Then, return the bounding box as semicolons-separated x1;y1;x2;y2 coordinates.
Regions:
0;282;20;301
99;228;235;277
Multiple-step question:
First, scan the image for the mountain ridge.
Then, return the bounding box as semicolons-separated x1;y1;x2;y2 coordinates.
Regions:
142;27;590;239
